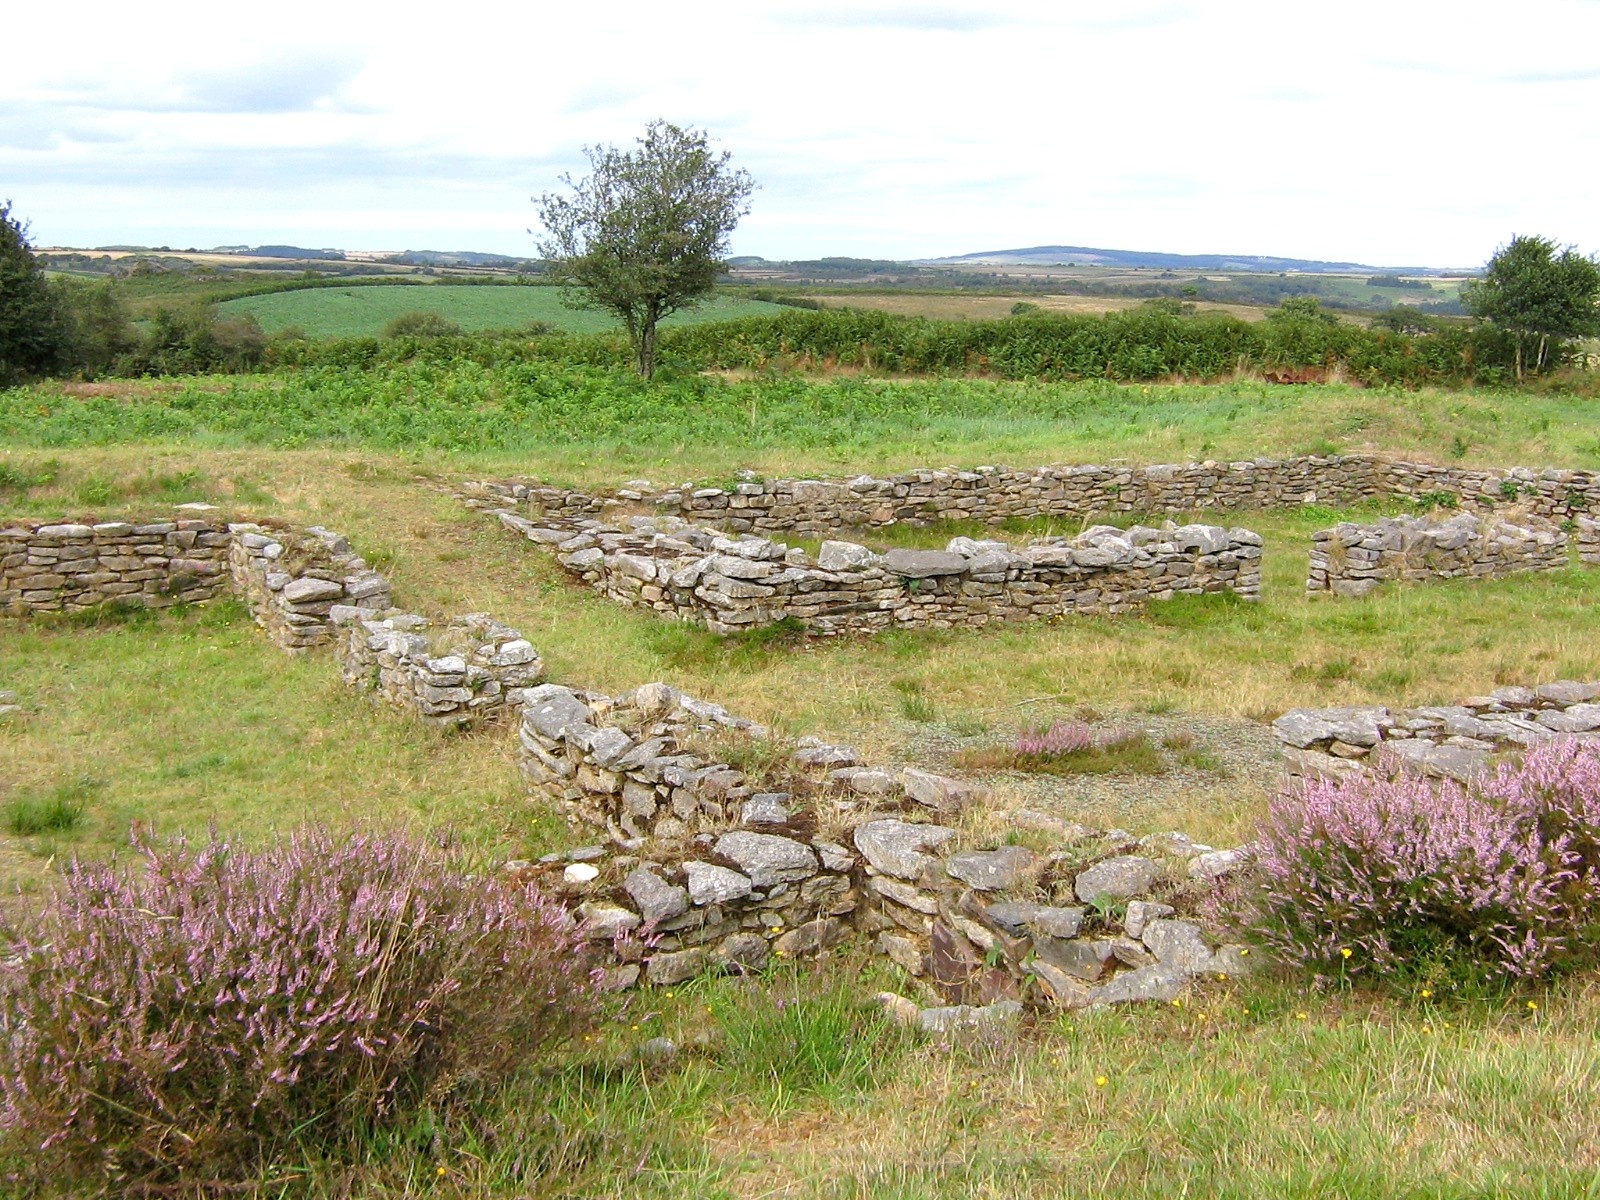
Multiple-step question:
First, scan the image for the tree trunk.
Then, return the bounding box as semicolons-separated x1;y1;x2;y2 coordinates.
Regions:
636;319;657;379
1515;337;1523;381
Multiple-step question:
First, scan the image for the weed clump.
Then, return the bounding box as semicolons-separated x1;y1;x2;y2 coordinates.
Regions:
2;780;91;836
0;826;601;1192
1243;739;1600;986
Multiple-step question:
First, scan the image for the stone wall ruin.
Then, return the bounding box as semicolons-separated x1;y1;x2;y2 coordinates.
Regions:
1;518;232;613
1274;680;1600;784
511;677;1253;1004
466;452;1600;538
1;515;532;730
1306;512;1569;597
479;504;1262;636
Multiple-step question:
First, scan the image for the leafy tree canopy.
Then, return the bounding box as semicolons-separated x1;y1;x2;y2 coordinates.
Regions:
534;121;755;378
1462;235;1600;376
0;201;66;385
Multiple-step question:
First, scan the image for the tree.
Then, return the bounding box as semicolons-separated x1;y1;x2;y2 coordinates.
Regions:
1461;235;1600;378
51;277;137;377
0;201;66;385
535;121;755;378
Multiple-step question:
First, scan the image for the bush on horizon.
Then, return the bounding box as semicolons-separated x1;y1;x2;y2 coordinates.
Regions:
0;826;602;1191
1242;739;1600;987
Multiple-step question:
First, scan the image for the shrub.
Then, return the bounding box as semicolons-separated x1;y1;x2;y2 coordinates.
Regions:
382;309;464;338
0;827;601;1191
1243;739;1600;984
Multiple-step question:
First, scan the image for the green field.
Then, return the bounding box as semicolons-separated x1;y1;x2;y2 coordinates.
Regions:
216;284;788;337
6;361;1600;1196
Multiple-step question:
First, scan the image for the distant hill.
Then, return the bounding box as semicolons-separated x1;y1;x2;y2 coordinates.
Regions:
249;245;346;261
384;250;540;269
926;245;1464;275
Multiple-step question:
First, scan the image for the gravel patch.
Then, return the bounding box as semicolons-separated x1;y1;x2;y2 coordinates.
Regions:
885;708;1283;845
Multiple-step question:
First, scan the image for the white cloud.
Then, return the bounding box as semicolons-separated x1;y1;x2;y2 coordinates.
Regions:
4;0;1598;265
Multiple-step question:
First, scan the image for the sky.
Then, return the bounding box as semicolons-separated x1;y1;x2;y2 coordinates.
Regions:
4;0;1599;267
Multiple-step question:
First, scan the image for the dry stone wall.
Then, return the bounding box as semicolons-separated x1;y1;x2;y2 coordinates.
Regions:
1580;516;1600;565
1;518;232;613
227;524;392;650
1274;679;1600;784
483;507;1261;636
514;679;1253;1006
466;453;1600;537
1306;512;1569;597
334;610;546;728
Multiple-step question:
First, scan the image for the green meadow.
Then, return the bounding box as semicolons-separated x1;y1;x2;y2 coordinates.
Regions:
216;284;787;337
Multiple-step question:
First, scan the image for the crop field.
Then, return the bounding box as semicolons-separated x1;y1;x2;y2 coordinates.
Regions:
215;284;787;337
4;362;1600;1197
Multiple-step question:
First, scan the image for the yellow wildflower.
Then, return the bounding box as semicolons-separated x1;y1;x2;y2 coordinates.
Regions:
1094;1075;1108;1087
1340;947;1353;960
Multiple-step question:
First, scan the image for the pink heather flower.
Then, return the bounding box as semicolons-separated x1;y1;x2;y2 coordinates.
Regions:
1242;738;1600;981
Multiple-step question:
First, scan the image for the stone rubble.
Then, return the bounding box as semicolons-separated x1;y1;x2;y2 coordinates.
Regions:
6;506;1258;1011
1307;511;1568;598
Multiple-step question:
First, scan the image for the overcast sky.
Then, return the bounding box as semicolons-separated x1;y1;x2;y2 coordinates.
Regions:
5;0;1598;266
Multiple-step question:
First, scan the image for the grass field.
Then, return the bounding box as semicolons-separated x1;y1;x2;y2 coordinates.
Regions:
7;366;1600;476
4;367;1600;1197
216;284;788;337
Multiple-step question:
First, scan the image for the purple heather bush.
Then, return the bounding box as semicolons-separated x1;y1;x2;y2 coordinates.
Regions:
0;827;601;1191
1244;738;1600;983
1016;720;1096;759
